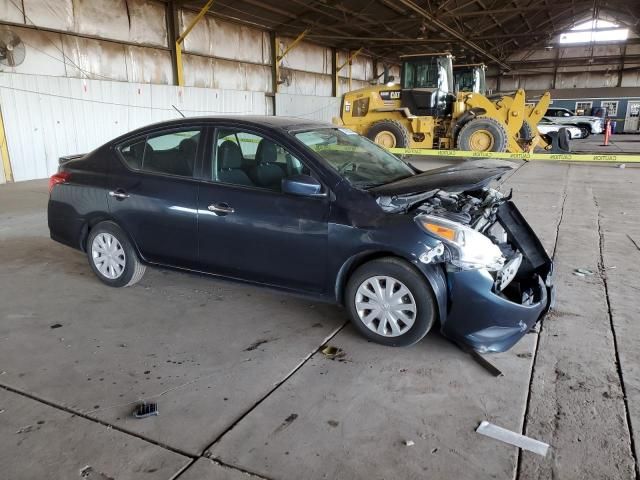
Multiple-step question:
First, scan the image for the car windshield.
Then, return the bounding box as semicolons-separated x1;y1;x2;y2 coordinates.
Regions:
294;128;415;188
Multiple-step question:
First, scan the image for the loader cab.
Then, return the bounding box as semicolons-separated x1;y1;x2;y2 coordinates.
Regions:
454;64;487;94
400;53;455;117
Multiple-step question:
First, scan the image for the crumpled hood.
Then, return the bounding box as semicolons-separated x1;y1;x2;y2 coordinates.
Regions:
369;159;517;197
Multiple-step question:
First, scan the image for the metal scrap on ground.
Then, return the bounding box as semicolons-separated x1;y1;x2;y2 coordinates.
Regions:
476;421;550;456
133;402;159;419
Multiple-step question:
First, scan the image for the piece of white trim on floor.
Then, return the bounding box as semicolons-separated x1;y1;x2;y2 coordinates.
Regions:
476;421;550;456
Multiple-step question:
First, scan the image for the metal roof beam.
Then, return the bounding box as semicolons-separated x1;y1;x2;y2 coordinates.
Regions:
395;0;511;69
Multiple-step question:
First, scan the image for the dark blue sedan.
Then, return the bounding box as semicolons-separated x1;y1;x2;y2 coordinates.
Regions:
48;116;553;352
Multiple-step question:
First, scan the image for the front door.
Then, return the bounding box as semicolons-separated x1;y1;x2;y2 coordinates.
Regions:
625;101;640;132
107;127;203;268
196;127;329;293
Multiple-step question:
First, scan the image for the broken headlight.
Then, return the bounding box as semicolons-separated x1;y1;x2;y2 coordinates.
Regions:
416;215;505;271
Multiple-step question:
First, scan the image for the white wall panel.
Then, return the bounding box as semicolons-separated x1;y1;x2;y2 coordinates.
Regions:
23;0;73;31
0;26;66;76
0;0;24;23
181;11;268;65
275;93;340;123
124;46;173;84
73;0;167;46
0;72;266;182
279;71;332;97
280;39;331;75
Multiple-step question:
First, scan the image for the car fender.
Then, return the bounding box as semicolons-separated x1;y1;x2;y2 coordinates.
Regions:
334;249;448;325
81;214;146;262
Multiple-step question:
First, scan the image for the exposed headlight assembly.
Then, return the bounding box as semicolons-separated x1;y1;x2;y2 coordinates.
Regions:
416;215;505;271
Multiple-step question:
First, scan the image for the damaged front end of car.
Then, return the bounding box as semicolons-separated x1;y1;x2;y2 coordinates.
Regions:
377;177;554;353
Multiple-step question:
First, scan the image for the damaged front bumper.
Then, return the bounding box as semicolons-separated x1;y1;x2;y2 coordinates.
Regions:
435;201;554;353
441;266;553;353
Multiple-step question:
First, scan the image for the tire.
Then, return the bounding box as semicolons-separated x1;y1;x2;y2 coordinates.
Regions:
87;221;146;288
345;257;437;347
518;119;536;141
577;125;590;138
457;117;509;152
366;120;411;148
557;127;571;151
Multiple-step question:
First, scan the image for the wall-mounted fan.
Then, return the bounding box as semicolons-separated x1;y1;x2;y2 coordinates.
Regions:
0;28;26;67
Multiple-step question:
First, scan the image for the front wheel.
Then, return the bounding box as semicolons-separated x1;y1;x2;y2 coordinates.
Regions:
345;258;437;347
87;221;146;287
457;117;509;152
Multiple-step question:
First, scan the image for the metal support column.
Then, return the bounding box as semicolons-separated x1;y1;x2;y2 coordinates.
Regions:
0;106;13;183
273;30;309;95
335;48;362;97
331;47;338;97
175;0;214;87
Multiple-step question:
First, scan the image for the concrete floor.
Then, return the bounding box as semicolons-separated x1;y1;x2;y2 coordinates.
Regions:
1;160;639;479
571;133;640;155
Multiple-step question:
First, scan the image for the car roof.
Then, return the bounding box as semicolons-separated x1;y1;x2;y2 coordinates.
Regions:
122;115;335;139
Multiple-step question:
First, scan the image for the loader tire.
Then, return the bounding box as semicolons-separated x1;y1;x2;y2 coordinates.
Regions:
367;120;410;149
518;119;536;141
457;117;509;152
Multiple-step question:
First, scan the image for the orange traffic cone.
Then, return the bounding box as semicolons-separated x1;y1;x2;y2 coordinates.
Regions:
600;120;611;147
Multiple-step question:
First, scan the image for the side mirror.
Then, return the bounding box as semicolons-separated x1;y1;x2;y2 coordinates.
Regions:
282;174;325;197
563;112;570;117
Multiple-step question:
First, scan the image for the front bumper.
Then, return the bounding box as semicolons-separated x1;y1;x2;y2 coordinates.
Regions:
441;267;553;353
439;200;554;353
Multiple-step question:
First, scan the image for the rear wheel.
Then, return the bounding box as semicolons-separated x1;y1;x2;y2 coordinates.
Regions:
87;221;146;288
366;120;411;149
345;257;437;347
576;125;590;138
457;117;509;152
518;119;536;141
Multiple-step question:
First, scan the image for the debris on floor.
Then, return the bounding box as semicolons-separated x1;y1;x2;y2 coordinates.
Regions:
573;268;594;277
456;342;504;377
244;339;270;352
133;402;159;419
49;323;63;329
404;440;415;447
476;420;549;456
320;345;345;360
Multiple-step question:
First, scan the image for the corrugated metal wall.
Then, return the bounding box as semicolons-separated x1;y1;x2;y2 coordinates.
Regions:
0;72;266;181
0;0;383;182
275;93;341;122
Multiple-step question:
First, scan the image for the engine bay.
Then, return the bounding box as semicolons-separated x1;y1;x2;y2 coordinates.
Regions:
379;187;551;305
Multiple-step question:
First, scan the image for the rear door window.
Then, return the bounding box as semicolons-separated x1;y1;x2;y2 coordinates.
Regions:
118;129;201;178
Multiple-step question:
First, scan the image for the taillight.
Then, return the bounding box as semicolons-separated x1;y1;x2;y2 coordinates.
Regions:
49;172;71;193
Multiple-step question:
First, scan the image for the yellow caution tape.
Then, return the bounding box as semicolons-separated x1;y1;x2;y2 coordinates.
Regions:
387;147;640;163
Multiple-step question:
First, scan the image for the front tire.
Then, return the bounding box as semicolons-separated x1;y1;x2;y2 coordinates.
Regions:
366;120;411;149
457;117;509;152
87;221;146;287
345;258;437;347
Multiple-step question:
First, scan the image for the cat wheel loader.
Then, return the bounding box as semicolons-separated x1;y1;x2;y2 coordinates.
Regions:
335;53;560;154
453;63;570;153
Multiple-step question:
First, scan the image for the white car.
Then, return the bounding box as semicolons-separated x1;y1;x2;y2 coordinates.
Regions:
544;107;603;136
537;117;584;139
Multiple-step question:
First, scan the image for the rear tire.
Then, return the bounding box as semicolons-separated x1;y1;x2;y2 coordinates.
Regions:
87;221;146;288
366;120;411;149
576;125;590;138
518;119;536;141
557;127;571;151
457;117;509;152
345;257;436;347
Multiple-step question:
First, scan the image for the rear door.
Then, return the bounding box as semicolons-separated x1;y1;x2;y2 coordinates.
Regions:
196;125;330;293
107;126;203;268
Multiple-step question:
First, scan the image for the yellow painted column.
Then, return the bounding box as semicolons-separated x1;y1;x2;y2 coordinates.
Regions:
0;106;13;183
